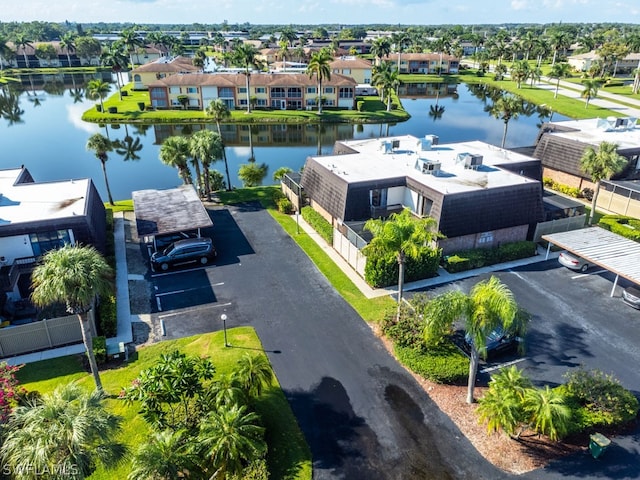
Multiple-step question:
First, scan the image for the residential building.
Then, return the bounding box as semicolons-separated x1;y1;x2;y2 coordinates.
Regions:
300;134;543;254
568;51;640;74
130;55;202;90
0;167;106;302
330;56;373;85
147;72;356;111
534;117;640;191
387;53;460;74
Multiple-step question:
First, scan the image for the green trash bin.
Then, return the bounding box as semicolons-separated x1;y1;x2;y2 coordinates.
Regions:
589;432;611;459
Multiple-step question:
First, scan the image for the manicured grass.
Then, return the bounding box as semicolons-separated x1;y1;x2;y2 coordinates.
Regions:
17;328;311;480
216;185;279;207
82;83;409;125
105;199;134;212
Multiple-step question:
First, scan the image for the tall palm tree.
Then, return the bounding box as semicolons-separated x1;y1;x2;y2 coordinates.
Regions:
372;61;398;112
581;79;601;108
548;62;572;98
363;208;440;318
101;42;128;100
206;98;233;191
197;403;267;480
13;33;33;68
487;93;524;149
119;26;144;66
234;353;274;398
510;60;530;89
86;79;110;112
189;129;224;201
59;32;77;67
1;383;126;478
159;135;192;184
128;430;195;480
306;49;332;114
31;246;114;391
424;276;526;403
232;43;261;113
580;141;627;225
549;30;572;66
87;132;115;205
370;37;391;66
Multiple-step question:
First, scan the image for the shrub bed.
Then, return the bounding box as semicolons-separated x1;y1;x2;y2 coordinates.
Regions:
598;215;640;242
364;247;440;288
92;336;107;365
97;295;117;337
301;206;333;244
543;177;582;198
443;241;537;273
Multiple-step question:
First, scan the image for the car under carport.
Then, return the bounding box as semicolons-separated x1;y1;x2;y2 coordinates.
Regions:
542;226;640;296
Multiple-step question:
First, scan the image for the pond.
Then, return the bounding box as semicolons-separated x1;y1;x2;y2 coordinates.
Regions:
0;74;568;201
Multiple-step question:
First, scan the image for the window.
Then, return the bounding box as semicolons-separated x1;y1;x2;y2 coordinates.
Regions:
287;87;302;98
30;230;72;256
324;87;334;94
271;87;285;98
339;87;353;99
369;188;388;207
255;98;267;106
219;87;233;98
238;87;247;93
255;87;266;93
342;68;351;75
133;74;141;82
420;197;433;217
477;232;494;245
169;87;181;94
307;87;316;94
187;87;198;93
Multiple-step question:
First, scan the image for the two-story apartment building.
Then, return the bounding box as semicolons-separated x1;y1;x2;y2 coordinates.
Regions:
329;56;373;85
130;55;202;90
300;134;543;254
387;53;460;74
147;72;357;111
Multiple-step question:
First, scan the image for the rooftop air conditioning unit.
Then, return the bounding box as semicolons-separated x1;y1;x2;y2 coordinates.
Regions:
380;141;392;154
392;139;400;150
464;154;483;169
416;159;441;175
418;138;432;151
425;134;439;145
615;117;628;128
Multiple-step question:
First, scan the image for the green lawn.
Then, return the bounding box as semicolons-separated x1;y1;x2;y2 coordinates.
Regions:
17;328;311;480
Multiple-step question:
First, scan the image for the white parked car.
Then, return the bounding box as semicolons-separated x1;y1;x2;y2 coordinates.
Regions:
558;251;591;273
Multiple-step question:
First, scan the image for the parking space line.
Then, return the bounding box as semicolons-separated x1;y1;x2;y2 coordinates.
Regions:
480;357;527;374
156;296;162;312
151;265;216;277
571;269;606;279
156;289;186;297
158;302;232;319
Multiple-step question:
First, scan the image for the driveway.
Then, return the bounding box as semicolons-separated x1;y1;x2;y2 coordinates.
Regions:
138;202;505;479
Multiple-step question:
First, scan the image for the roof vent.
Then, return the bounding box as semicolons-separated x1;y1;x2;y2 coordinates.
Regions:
456;153;483;169
415;158;441;175
380;141;393;154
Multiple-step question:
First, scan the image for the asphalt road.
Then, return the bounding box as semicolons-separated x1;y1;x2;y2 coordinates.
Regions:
144;204;640;479
147;202;506;479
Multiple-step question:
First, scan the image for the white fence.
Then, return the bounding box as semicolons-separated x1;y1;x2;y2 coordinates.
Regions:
333;227;367;278
533;215;587;243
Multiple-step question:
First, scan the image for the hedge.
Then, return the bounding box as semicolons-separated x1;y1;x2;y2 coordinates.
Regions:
443;241;537;273
364;247;441;288
301;206;333;244
395;344;468;384
97;295;117;338
598;215;640;243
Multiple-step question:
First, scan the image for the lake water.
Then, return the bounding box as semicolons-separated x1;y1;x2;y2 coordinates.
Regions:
0;75;568;201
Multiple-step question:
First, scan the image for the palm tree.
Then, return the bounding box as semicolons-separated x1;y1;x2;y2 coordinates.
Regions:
549;30;572;66
234;354;274;398
87;132;115;205
86;79;110;112
0;35;12;71
370;37;391;66
31;246;114;391
363;208;440;318
101;42;128;100
189;129;224;199
581;79;601;108
59;32;76;67
487;94;524;149
128;430;195;480
1;383;126;478
580;141;627;225
424;276;526;403
13;33;33;68
523;386;571;441
206;98;233;191
306;49;332;114
232;43;261;113
372;61;398;112
548;62;572;99
197;403;267;480
238;161;268;187
160;135;192;184
510;60;530;89
119;26;144;66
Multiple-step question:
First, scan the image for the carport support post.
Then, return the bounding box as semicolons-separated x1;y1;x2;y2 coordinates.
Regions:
221;313;229;347
611;274;619;297
545;242;551;260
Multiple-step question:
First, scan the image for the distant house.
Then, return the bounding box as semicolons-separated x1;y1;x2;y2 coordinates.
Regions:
387;53;460;74
568;51;640;74
147;72;357;111
533;117;640;191
300;134;543;254
330;56;373;85
130;55;201;90
0;167;106;302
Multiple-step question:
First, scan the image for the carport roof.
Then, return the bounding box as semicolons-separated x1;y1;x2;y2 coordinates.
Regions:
132;185;212;236
542;227;640;285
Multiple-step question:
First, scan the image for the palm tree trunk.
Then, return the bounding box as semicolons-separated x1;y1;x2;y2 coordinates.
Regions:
588;180;601;226
396;253;405;320
193;157;202;197
101;160;115;206
318;79;323;114
501;121;509;149
245;72;251;113
78;312;103;391
466;347;479;403
555;80;560;98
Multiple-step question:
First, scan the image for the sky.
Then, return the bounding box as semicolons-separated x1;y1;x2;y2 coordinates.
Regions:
2;0;639;26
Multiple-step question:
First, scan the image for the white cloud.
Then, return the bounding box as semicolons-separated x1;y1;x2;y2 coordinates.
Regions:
510;0;530;11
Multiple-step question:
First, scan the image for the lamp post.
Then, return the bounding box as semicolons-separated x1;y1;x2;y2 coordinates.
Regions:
221;313;229;347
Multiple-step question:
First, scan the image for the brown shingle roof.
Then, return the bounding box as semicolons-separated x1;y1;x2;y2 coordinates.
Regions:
148;72;357;89
329;57;372;69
